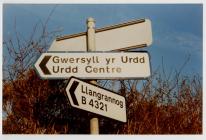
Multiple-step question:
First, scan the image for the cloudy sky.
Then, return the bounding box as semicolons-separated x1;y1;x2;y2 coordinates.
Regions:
3;4;203;76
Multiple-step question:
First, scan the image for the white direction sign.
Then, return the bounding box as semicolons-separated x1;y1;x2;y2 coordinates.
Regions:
34;52;151;79
66;77;127;122
48;19;152;52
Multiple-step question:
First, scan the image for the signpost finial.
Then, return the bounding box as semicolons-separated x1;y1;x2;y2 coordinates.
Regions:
87;17;95;28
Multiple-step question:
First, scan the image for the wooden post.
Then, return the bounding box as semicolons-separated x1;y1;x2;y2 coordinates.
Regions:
87;17;99;134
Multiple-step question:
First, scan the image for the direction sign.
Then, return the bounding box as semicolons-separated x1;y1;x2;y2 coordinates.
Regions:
66;77;127;122
48;19;152;52
34;52;151;79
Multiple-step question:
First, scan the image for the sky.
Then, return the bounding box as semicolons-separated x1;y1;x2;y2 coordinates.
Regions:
3;4;203;76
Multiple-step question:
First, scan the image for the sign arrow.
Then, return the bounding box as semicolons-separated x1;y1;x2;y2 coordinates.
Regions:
39;55;51;75
69;80;79;106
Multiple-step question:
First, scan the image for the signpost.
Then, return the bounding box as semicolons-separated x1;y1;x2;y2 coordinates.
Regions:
86;18;99;134
48;19;152;52
66;77;127;122
34;17;153;134
34;52;151;79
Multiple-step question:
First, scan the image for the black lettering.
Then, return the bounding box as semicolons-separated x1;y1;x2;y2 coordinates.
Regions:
89;99;94;107
116;67;121;73
100;102;104;111
81;85;86;93
81;58;86;63
119;101;123;108
53;66;59;73
61;58;68;63
121;56;127;63
140;57;145;63
53;56;59;63
82;96;86;104
94;100;99;109
85;66;92;73
105;104;108;111
72;66;78;73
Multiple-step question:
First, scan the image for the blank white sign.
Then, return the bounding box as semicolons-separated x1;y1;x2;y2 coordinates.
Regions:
48;19;152;52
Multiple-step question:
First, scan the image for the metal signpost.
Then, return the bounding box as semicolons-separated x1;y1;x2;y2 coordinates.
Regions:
35;17;153;134
66;77;127;122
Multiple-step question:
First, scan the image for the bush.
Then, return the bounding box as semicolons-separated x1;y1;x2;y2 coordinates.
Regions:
3;68;202;134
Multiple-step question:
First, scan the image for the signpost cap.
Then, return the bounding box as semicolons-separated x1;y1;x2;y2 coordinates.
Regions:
87;17;95;23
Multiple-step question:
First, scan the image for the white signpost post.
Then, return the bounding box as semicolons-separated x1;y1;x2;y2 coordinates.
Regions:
34;17;153;134
66;77;127;122
48;19;152;52
34;52;151;79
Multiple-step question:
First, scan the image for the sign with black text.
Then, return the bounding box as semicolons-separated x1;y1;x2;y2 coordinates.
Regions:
34;52;151;79
66;77;127;122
